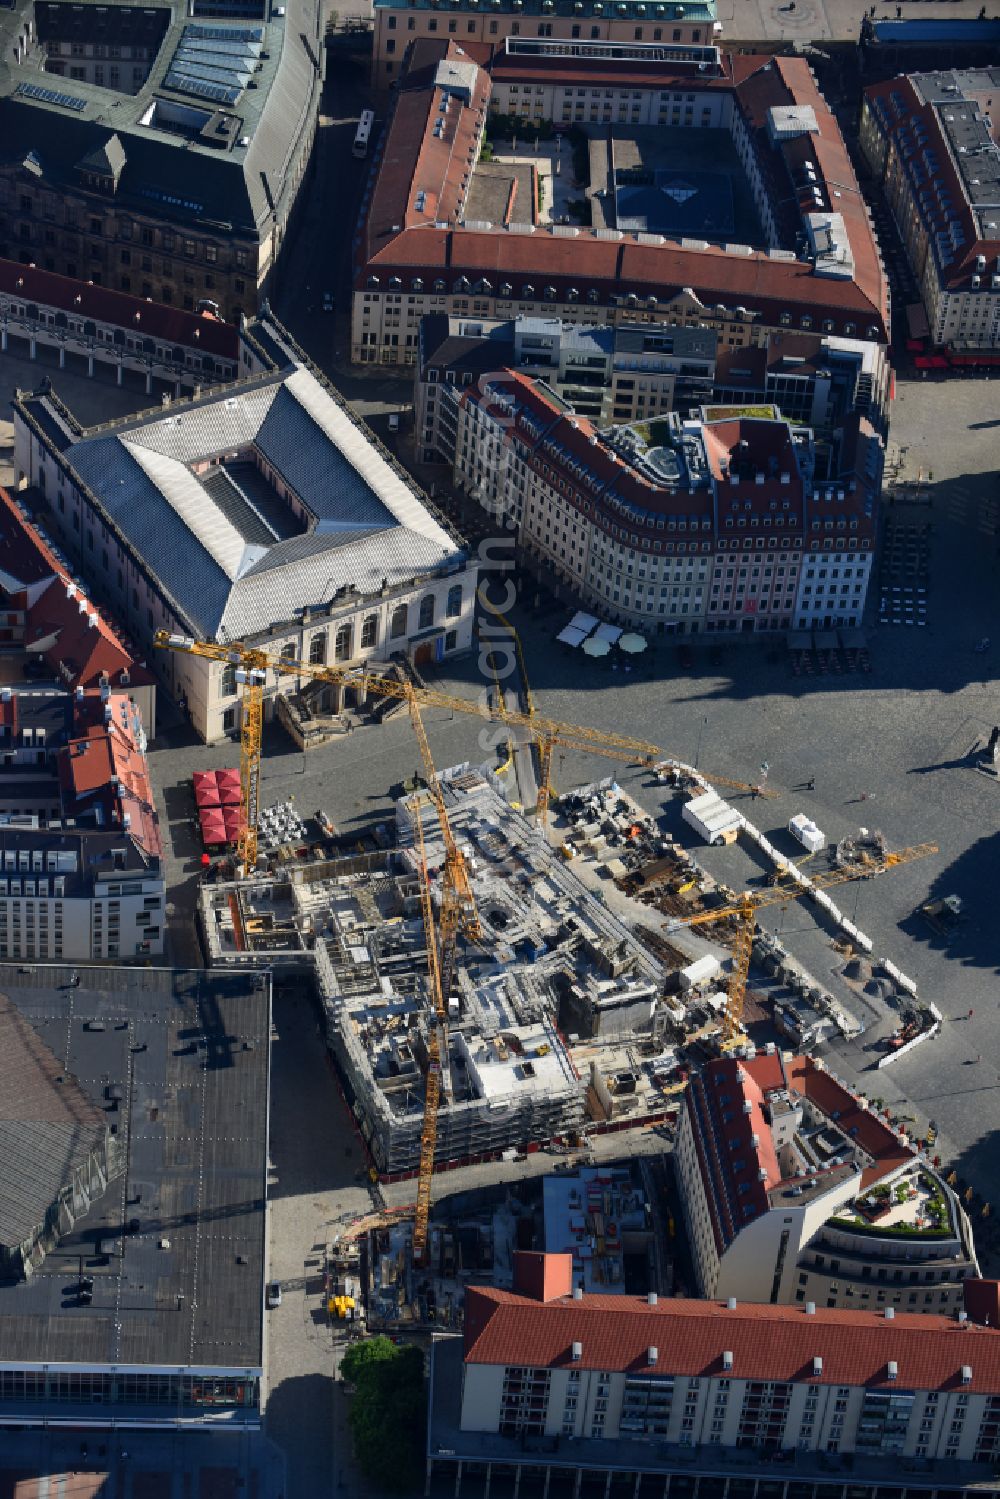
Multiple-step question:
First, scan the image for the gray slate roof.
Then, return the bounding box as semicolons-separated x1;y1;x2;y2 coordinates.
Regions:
58;365;461;640
0;0;321;235
0;994;108;1252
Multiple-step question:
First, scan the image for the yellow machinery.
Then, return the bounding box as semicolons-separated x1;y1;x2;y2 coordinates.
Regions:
156;628;666;1259
157;632;662;849
410;807;446;1264
675;842;938;1044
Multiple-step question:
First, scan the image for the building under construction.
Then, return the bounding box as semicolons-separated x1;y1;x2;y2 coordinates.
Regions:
200;767;669;1174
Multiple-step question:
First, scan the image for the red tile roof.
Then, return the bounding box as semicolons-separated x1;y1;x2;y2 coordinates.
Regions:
864;75;997;294
360;47;887;340
58;693;162;861
463;1282;1000;1391
964;1279;1000;1330
783;1054;914;1188
0;488;154;694
364;40;491;253
0;259;238;361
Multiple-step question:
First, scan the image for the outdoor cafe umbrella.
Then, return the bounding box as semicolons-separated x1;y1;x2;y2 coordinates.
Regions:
194;777;222;808
216;770;243;806
618;632;648;654
200;809;228;844
222;805;246;842
582;635;612;658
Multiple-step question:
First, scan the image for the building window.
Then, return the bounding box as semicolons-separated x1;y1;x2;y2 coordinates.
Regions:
446;584;462;618
309;631;327;665
361;614;378;649
391;604;408;639
418;594;435;630
335;623;353;662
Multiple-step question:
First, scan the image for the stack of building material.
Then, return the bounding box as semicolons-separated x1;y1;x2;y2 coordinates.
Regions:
788;813;825;852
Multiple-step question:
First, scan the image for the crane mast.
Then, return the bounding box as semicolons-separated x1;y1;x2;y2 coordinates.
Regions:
674;842;938;1042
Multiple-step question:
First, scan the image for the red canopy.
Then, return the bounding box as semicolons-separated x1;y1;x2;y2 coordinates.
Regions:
217;782;242;807
200;810;228;844
216;767;241;789
222;805;246;839
194;779;222;808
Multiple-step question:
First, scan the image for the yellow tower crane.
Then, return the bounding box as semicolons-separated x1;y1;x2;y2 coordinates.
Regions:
671;841;938;1044
410;805;446;1265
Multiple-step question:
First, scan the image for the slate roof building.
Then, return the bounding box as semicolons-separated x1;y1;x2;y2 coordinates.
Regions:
860;69;1000;353
0;965;270;1430
13;314;476;742
0;0;323;321
675;1050;978;1311
0;992;114;1283
354;39;888;369
426;1250;1000;1498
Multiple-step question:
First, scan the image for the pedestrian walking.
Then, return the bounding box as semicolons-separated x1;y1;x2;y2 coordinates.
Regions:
969;1007;975;1020
807;777;815;791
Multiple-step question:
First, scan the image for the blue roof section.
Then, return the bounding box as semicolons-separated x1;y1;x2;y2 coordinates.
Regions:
68;437;232;638
255;386;397;534
868;18;1000;42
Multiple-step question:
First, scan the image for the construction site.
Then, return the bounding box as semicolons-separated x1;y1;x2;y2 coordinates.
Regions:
201;765;700;1178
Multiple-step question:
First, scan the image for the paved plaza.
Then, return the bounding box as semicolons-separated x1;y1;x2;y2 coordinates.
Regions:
146;372;1000;1239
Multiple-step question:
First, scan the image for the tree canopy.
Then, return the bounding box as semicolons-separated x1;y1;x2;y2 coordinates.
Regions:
342;1336;426;1493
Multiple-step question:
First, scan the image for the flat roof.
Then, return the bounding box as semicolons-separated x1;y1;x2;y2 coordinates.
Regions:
0;964;270;1372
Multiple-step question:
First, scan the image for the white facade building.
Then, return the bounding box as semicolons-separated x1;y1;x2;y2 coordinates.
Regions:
675;1050;978;1313
13;315;476;742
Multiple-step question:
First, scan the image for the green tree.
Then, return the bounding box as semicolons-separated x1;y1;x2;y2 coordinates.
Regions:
342;1337;426;1493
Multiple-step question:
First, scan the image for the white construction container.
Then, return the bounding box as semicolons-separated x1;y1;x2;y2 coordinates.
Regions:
679;954;723;991
683;789;741;846
788;813;826;853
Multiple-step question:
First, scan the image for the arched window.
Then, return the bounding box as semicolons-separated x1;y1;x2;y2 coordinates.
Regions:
279;641;296;673
391;604;408;639
309;631;327;665
419;594;435;630
335;623;353;662
446;584;462;619
361;615;378;649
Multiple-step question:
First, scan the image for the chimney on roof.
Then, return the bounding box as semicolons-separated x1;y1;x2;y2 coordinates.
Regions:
813;1356;823;1376
962;1365;973;1384
887;1361;898;1382
648;1346;658;1365
573;1285;583;1301
958;1310;969;1325
885;1307;895;1320
723;1350;734;1371
571;1341;583;1362
512;1250;573;1303
727;1297;737;1311
805;1302;816;1316
648;1291;658;1307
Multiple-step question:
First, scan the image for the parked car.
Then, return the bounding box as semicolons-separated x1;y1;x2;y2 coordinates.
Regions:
266;1281;282;1309
322;291;335;313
